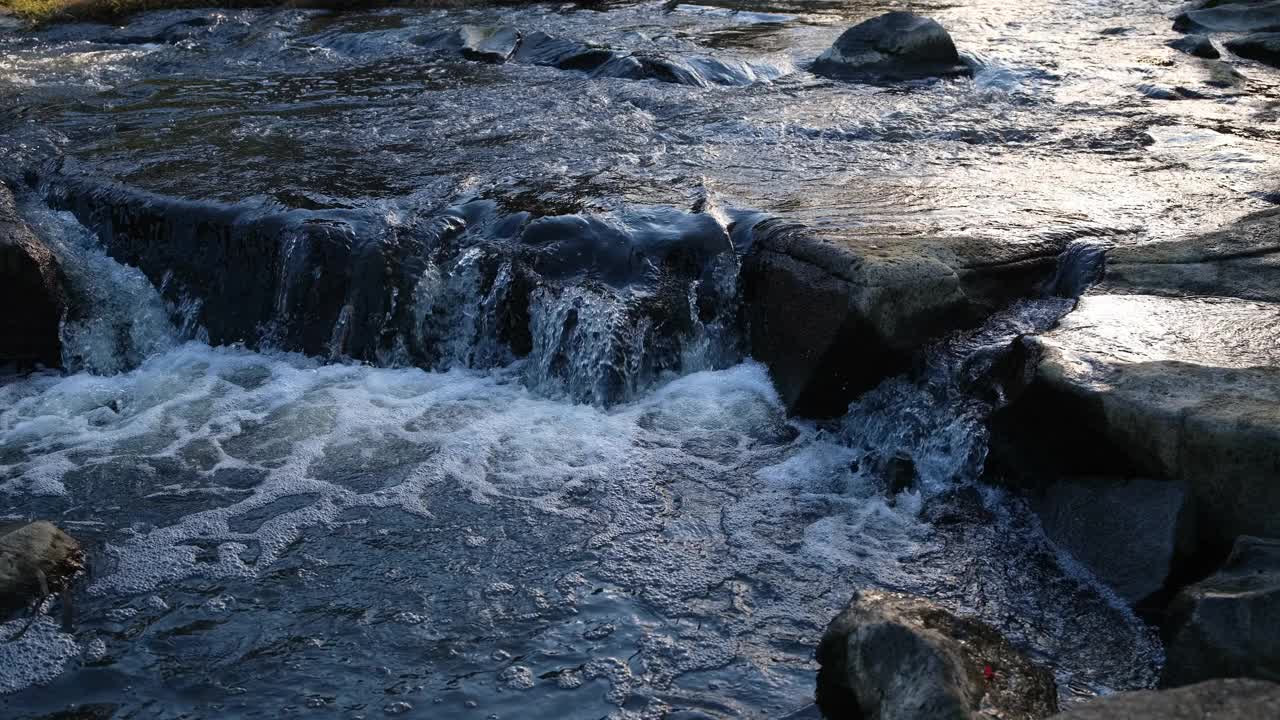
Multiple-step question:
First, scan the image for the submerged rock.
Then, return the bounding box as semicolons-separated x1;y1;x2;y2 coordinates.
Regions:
816;590;1058;720
1162;536;1280;687
0;184;65;368
414;25;521;63
1168;34;1221;59
811;12;970;82
0;521;84;622
1227;32;1280;67
412;26;781;86
1048;678;1280;718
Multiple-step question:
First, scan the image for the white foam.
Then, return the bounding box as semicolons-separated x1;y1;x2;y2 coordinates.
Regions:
0;613;81;695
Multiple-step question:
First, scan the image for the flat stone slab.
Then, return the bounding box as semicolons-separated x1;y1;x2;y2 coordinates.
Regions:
1103;207;1280;303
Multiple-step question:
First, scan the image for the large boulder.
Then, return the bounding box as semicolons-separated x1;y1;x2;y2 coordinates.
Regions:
1174;1;1280;34
811;12;970;82
0;521;84;622
1162;536;1280;687
743;221;1063;417
0;185;66;368
816;590;1058;720
1227;32;1280;67
1048;678;1280;719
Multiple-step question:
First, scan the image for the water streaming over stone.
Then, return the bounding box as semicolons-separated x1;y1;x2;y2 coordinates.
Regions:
2;0;1278;716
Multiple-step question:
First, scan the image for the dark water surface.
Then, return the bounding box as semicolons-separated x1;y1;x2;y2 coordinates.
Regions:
1;1;1277;718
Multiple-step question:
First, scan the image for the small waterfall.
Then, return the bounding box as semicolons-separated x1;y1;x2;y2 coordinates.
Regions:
839;241;1105;499
29;186;744;402
402;246;516;372
19;200;179;375
1045;240;1108;299
525;285;651;406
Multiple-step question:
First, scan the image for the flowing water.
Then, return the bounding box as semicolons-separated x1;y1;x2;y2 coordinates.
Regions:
1;1;1278;718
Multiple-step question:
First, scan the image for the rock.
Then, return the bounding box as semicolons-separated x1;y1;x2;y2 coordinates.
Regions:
418;28;780;87
0;184;66;368
1015;294;1280;564
1174;1;1280;34
1034;477;1193;606
0;521;84;622
816;590;1058;720
1227;32;1280;67
811;12;970;82
1048;678;1280;718
742;221;1063;417
1102;207;1280;303
512;30;615;70
1168;34;1221;59
885;454;917;495
0;8;20;31
1162;536;1280;687
1138;83;1182;100
992;209;1280;572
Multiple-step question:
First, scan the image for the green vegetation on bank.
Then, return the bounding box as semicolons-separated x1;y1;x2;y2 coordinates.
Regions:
0;0;506;24
3;1;232;23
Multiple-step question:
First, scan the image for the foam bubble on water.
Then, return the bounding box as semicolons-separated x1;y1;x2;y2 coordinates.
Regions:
0;614;80;695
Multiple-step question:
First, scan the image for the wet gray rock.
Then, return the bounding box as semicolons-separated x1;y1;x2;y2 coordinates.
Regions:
1162;536;1280;687
1048;678;1280;718
1138;83;1182;100
811;12;970;82
1020;294;1280;563
1035;477;1193;605
1168;34;1221;59
993;210;1280;573
1227;32;1280;67
743;222;1063;417
816;590;1058;720
1174;0;1280;34
0;521;84;622
512;30;615;70
0;184;65;368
